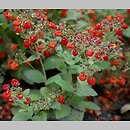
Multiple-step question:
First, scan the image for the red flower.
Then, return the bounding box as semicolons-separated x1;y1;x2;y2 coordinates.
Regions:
11;78;20;86
2;91;11;99
87;76;96;86
23;21;32;29
79;72;87;81
44;50;51;58
23;38;31;48
57;95;65;104
61;37;68;46
54;30;62;36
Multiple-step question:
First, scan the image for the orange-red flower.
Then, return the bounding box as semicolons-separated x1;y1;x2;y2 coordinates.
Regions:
109;76;117;84
111;59;120;66
99;77;106;85
10;43;18;51
117;76;126;85
7;59;19;70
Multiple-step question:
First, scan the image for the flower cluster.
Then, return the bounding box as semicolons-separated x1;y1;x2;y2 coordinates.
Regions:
2;78;31;105
4;10;128;84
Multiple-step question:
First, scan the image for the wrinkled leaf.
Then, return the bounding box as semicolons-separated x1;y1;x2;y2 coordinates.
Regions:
54;104;71;119
70;65;83;74
11;107;24;115
44;55;67;71
52;102;61;110
23;89;30;96
93;61;111;70
45;74;73;92
76;79;97;97
78;101;100;111
40;87;51;97
64;109;84;121
15;100;28;109
63;51;75;65
22;69;46;83
12;111;30;121
77;20;89;29
28;89;41;101
27;106;34;119
32;111;47;121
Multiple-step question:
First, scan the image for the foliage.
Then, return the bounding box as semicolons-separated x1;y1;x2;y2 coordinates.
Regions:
0;9;130;121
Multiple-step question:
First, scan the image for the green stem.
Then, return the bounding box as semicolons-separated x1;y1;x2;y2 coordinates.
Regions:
39;57;47;80
21;52;36;70
34;44;47;81
26;62;36;70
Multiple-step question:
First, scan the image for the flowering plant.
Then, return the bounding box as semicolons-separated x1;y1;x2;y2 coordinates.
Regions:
0;9;129;121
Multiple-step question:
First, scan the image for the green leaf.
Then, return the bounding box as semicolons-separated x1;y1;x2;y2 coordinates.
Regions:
0;9;4;14
78;101;100;111
74;56;84;63
15;100;28;109
66;93;85;105
27;106;34;119
45;74;73;92
76;79;97;97
103;30;117;43
63;51;75;65
0;23;8;30
44;55;67;71
11;107;24;115
62;10;81;21
0;15;7;24
64;109;84;121
40;87;51;97
47;110;56;120
0;75;4;84
28;89;41;101
55;36;62;41
70;65;83;74
32;111;47;121
77;20;89;29
54;104;71;119
88;59;94;65
123;26;130;38
61;70;72;84
23;55;38;63
10;68;23;79
32;115;41;121
91;64;101;71
93;61;111;70
11;65;30;80
12;106;33;120
52;102;61;110
22;74;34;85
23;89;30;96
22;69;46;83
12;111;30;121
45;82;61;90
118;9;126;14
56;44;63;57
